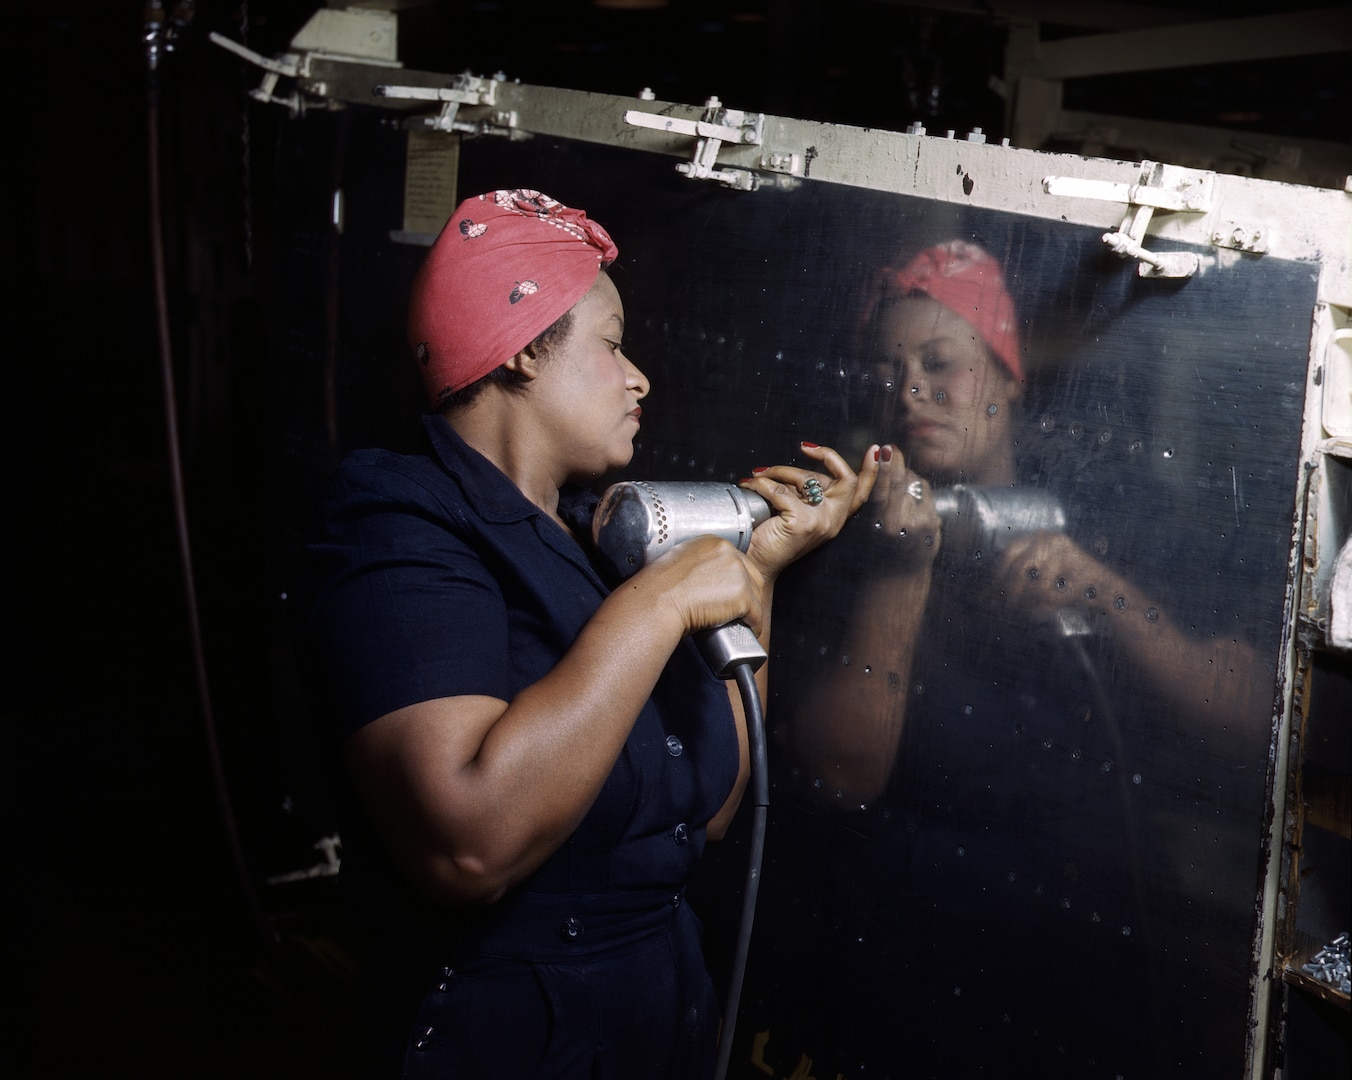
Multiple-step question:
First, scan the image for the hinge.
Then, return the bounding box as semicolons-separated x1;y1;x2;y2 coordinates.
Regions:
1043;161;1216;278
625;96;764;192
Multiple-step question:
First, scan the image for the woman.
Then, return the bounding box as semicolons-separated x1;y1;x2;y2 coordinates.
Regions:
792;239;1266;801
297;189;877;1079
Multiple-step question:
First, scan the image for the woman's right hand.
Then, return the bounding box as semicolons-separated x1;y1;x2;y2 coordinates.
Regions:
626;533;768;640
864;445;944;573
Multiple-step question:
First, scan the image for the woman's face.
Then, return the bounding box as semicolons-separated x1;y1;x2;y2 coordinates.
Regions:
871;296;1021;486
532;272;650;481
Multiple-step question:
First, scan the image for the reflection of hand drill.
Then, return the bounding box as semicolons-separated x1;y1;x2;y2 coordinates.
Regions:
934;485;1091;637
932;485;1067;556
592;480;772;676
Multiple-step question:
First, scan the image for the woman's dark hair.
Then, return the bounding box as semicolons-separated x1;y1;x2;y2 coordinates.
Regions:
436;308;576;410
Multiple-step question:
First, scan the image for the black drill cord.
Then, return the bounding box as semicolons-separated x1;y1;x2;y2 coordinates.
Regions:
713;660;768;1080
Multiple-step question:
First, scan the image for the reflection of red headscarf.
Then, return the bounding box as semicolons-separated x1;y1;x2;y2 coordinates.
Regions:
408;189;618;406
866;240;1023;380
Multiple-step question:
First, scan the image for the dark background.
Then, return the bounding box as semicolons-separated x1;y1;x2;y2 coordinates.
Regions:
3;2;1347;1076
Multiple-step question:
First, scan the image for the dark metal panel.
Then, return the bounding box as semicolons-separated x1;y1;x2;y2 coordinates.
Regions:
270;114;1315;1077
452;132;1311;1079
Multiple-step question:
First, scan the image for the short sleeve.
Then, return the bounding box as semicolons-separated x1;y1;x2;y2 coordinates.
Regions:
298;456;511;736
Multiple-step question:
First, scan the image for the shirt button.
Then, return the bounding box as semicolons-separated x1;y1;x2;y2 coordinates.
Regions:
436;966;455;992
560;916;583;940
671;893;682;909
665;734;684;756
673;822;690;845
414;1026;434;1050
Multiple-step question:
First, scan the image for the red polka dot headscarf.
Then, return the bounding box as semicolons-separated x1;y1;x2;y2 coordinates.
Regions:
408;189;618;406
865;240;1024;380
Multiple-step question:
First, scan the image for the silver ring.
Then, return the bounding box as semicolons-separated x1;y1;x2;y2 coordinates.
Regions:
808;491;824;505
907;480;924;501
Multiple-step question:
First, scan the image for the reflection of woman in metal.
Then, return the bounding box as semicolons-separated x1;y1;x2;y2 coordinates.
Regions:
792;239;1266;802
297;189;877;1079
760;239;1278;1077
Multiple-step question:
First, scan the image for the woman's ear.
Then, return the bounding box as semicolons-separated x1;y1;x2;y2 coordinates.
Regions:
503;347;543;381
998;364;1024;407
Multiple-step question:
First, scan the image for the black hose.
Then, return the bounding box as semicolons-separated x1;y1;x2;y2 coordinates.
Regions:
713;660;769;1080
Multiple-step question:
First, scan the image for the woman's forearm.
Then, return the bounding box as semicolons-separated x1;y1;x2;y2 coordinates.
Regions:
789;571;932;804
347;536;760;905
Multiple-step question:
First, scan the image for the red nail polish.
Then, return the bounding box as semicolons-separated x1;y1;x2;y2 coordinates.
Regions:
752;466;769;474
881;445;893;462
801;441;820;449
738;477;753;485
873;447;880;461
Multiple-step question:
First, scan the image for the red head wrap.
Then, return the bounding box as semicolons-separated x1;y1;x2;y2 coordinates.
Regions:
408;189;618;406
866;240;1023;380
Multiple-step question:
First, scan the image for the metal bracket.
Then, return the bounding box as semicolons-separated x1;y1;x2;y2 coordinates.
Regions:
625;96;764;191
1210;221;1270;254
760;150;801;176
373;74;504;134
210;6;402;118
1100;230;1199;277
209;34;317;116
1043;160;1215;278
1325;328;1352;440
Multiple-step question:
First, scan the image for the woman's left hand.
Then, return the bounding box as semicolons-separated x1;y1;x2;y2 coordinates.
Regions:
738;441;879;581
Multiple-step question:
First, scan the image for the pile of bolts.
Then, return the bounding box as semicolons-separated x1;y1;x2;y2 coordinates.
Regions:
1300;931;1351;995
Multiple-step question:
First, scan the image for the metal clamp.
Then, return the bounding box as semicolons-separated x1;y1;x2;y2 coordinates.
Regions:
625;96;763;191
1101;230;1200;278
209;33;316;115
1043;160;1214;278
209;6;402;118
373;74;502;133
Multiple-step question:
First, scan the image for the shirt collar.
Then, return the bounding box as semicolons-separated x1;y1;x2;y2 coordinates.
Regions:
422;412;537;523
420;413;604;550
